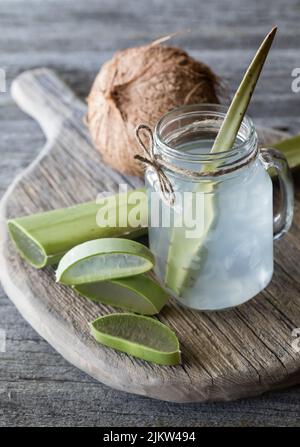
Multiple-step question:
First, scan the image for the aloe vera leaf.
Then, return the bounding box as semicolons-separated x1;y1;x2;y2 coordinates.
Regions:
165;28;277;296
212;27;277;152
273;134;300;170
91;313;181;365
165;190;214;296
75;274;169;315
8;188;147;268
56;238;155;285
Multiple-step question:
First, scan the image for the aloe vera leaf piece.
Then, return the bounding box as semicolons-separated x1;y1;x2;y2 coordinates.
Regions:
165;28;277;296
7;188;147;268
56;238;155;285
212;27;277;152
165;188;214;296
75;274;169;315
91;313;181;365
273;134;300;170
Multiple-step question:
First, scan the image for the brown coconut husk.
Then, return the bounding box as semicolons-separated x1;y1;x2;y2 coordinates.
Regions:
87;40;220;177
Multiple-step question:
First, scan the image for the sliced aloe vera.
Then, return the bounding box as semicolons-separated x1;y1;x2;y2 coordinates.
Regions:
75;274;168;315
91;313;180;365
56;238;155;285
165;28;277;296
7;188;147;268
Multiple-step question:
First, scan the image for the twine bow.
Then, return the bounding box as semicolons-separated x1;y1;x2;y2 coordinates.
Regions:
134;124;175;205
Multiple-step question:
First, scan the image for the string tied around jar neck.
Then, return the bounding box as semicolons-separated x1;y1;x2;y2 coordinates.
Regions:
135;124;260;206
135;124;176;205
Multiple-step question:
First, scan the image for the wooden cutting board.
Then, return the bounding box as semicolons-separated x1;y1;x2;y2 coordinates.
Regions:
0;68;300;403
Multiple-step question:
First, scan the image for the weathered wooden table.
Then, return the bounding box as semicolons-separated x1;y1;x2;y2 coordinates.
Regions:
0;0;299;426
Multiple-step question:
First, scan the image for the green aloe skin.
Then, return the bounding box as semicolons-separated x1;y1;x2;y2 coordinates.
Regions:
56;238;155;285
164;27;278;297
8;188;147;268
56;239;175;362
75;274;169;315
273;134;300;170
91;313;181;365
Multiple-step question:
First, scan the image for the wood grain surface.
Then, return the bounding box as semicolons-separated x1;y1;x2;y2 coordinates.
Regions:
0;0;300;427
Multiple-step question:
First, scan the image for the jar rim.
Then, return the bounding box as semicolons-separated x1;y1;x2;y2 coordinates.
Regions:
154;104;257;166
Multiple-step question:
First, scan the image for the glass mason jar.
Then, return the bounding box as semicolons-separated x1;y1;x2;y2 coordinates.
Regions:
145;104;294;311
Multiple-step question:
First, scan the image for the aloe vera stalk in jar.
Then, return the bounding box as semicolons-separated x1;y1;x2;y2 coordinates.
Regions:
164;28;277;296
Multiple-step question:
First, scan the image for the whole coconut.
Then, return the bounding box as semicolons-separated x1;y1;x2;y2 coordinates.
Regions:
87;42;220;177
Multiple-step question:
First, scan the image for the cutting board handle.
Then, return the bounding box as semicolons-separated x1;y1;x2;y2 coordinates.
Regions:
11;68;86;139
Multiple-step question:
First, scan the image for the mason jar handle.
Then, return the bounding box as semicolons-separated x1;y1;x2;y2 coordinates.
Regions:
260;148;294;240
